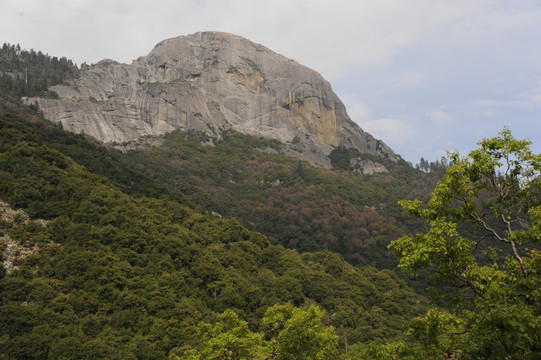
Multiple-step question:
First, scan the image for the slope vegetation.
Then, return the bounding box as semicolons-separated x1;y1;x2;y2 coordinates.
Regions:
0;95;427;358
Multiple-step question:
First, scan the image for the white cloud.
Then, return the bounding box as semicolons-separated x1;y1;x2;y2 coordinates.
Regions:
339;94;417;148
338;94;373;123
2;0;541;163
473;82;541;109
425;109;455;127
395;72;425;88
5;0;533;78
358;118;417;147
428;1;541;49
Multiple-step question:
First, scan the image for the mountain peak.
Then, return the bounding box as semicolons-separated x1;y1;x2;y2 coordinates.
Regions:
24;32;400;168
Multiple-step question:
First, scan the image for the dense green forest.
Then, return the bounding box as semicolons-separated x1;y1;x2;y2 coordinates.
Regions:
1;44;539;359
0;45;429;358
0;97;427;358
119;130;442;269
0;43;79;99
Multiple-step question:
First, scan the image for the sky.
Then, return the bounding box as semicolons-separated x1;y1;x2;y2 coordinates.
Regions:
2;0;541;164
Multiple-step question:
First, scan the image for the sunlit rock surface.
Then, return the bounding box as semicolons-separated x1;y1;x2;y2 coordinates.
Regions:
25;31;399;168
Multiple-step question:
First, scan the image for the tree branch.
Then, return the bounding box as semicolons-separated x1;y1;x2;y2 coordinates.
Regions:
499;213;529;277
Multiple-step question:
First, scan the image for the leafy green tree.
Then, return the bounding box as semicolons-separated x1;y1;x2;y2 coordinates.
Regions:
178;309;267;359
348;341;407;360
261;303;339;360
390;129;541;359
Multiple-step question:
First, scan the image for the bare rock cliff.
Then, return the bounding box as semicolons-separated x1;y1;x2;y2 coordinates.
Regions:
24;31;400;168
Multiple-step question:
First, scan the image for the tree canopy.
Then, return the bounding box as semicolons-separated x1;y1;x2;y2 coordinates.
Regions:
0;42;78;99
4;42;539;359
390;128;541;359
0;102;427;359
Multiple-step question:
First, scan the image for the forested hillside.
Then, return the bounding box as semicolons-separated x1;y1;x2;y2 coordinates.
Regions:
3;44;537;359
0;44;435;359
0;43;79;99
119;130;441;270
0;46;432;358
0;94;428;358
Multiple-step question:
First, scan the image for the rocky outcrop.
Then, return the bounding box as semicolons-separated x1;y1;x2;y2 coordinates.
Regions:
24;31;400;168
0;200;46;274
351;158;389;175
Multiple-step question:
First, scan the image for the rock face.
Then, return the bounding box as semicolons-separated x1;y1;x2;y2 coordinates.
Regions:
25;31;400;168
